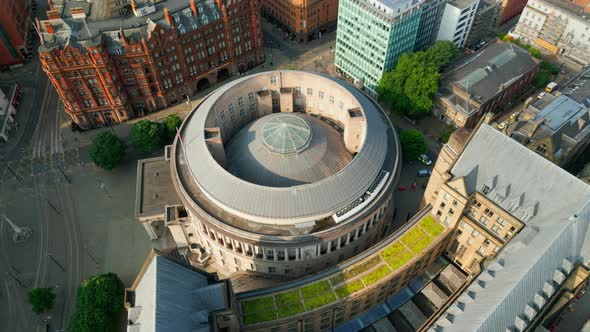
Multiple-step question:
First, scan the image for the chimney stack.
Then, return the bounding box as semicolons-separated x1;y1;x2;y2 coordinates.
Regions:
43;21;55;35
130;0;138;16
164;7;173;27
190;0;199;16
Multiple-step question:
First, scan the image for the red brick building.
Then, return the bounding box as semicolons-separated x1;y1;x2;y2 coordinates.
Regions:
0;0;36;69
38;0;264;130
261;0;338;42
498;0;528;25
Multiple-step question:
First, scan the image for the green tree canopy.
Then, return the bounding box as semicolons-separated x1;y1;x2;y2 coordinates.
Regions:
378;41;458;118
424;41;459;70
130;119;166;154
163;114;183;142
67;273;125;332
27;288;55;314
90;132;127;170
399;129;428;160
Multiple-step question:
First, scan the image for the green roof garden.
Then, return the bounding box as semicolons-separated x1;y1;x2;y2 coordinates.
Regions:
239;213;446;325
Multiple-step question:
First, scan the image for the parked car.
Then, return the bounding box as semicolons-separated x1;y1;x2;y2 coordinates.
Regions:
417;169;432;177
498;121;509;130
537;92;547;99
418;154;432;166
545;81;558;93
510;112;520;121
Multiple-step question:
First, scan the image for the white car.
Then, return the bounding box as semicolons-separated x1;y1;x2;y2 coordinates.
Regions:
498;121;509;130
537;92;546;99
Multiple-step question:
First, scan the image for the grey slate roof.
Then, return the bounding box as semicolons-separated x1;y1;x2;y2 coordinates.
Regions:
431;124;590;331
444;43;538;104
40;0;224;53
132;255;227;332
179;71;399;224
226;113;353;187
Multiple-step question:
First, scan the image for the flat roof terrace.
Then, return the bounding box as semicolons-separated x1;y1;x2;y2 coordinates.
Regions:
236;210;448;326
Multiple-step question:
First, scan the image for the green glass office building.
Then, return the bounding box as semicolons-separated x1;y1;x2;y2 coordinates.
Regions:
335;0;444;95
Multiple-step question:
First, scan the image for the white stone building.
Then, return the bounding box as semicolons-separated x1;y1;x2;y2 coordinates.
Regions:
436;0;480;48
511;0;590;69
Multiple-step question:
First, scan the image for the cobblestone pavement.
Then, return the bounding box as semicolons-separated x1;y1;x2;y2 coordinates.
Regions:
0;149;80;183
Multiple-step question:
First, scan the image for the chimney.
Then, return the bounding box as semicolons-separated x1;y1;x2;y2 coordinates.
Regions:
164;7;173;27
190;0;199;16
46;9;61;20
44;21;55;35
130;0;138;16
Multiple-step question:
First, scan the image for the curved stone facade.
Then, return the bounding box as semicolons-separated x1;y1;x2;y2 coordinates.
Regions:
170;71;401;277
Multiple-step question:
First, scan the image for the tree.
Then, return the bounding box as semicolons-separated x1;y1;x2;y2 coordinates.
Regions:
68;273;125;332
424;41;459;70
399;129;427;160
163;114;183;142
130;119;166;154
378;42;458;118
27;288;55;314
90;132;127;170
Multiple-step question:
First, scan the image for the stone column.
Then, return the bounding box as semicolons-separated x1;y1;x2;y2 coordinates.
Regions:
355;227;360;240
327;241;332;253
346;233;351;245
336;237;341;250
273;249;278;261
285;248;289;261
262;247;267;260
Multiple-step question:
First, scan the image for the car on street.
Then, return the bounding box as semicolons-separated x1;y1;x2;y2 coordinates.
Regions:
418;154;432;166
510;112;520;121
498;121;509;130
537;92;547;99
545;81;558;93
417;169;432;177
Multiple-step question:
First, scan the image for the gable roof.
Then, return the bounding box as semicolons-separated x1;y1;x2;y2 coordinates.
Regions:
432;124;590;331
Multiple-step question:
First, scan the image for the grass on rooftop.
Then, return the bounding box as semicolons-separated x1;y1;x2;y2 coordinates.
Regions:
276;290;305;318
300;280;332;299
335;280;365;299
419;215;445;237
275;290;301;306
387;250;415;272
401;227;427;247
381;241;405;262
330;273;346;286
241;296;276;325
361;264;392;286
301;280;337;310
304;291;337;310
409;234;434;253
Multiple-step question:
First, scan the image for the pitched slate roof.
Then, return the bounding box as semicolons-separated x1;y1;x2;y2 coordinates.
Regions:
431;124;590;331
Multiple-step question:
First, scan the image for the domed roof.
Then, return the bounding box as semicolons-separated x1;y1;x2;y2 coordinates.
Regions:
225;113;352;187
261;114;312;155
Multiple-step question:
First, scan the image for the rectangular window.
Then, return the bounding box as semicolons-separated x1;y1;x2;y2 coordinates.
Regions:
484;208;494;217
307;88;313;96
238;96;244;105
479;216;489;226
248;92;255;102
319;91;324;99
271;76;277;85
492;224;500;234
329;96;334;104
467;237;474;244
228;103;234;113
472;229;479;237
